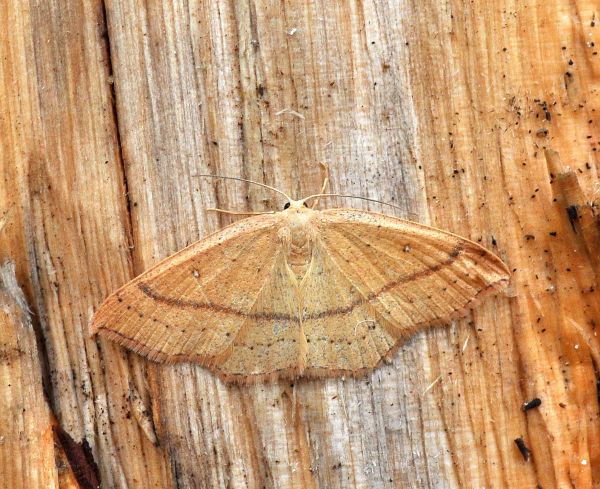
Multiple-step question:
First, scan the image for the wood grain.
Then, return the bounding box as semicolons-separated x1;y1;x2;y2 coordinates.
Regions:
0;262;59;488
0;2;171;487
1;0;599;487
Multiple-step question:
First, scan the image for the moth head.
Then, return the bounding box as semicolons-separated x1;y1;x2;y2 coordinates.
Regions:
283;200;309;211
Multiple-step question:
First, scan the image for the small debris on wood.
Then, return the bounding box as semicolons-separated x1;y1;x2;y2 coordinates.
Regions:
522;398;542;411
536;128;548;138
274;108;305;119
422;375;441;395
564;71;574;88
537;100;552;121
514;437;531;461
129;383;159;446
566;205;578;232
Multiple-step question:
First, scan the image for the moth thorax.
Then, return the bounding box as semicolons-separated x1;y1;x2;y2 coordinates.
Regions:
278;225;315;282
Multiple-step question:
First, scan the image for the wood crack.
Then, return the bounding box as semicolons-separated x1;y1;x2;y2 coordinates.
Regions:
99;0;136;273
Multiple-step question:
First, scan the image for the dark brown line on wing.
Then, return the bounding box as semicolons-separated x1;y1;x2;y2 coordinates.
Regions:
137;242;465;320
308;242;464;320
138;283;299;322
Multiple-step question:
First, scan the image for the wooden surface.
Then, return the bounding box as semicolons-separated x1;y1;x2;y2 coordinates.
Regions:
1;1;599;488
0;262;58;488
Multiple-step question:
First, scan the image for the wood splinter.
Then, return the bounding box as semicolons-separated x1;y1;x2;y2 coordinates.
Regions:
514;437;531;461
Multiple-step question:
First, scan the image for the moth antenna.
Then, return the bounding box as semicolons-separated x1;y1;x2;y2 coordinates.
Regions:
194;174;292;201
303;193;410;214
311;163;330;209
206;208;275;216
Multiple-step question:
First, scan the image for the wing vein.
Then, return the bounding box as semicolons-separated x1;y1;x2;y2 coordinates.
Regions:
314;236;402;331
326;225;465;320
213;251;291;367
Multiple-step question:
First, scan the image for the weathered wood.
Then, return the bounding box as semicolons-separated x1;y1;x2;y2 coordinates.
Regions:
1;0;599;488
0;2;171;487
0;262;58;488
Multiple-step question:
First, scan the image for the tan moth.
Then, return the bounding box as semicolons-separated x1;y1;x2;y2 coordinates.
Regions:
92;172;509;383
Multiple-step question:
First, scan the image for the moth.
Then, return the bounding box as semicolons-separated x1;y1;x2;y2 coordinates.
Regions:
92;173;509;383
